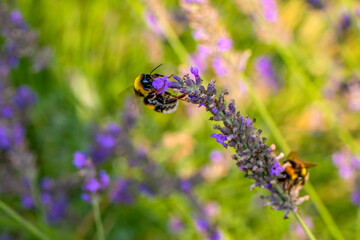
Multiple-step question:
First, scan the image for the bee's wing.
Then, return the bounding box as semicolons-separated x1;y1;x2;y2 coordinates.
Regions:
286;151;301;161
302;161;317;168
118;85;134;102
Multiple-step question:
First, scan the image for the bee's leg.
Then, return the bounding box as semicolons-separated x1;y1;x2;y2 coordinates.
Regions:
168;74;174;78
176;93;188;99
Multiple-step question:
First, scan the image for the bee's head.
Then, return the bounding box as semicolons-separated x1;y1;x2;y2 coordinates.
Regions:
134;74;152;97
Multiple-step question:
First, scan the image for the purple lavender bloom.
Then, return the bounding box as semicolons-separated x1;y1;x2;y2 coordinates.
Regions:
99;170;110;188
90;147;112;163
261;0;278;23
111;179;134;204
210;151;223;163
21;195;34;209
73;152;87;169
180;179;192;193
169;216;183;232
0;234;11;240
352;156;360;169
1;106;13;118
152;76;171;94
306;0;325;9
96;133;116;149
144;11;163;37
40;192;52;205
138;183;154;196
107;122;121;135
40;177;53;191
169;68;306;217
84;178;101;193
7;55;19;68
217;38;232;52
270;162;283;177
195;217;209;233
10;10;23;24
190;66;200;78
81;193;91;202
13;85;37;108
0;126;10;149
351;191;360;206
339;12;352;32
210;133;227;147
47;198;67;223
210;231;222;240
255;56;279;89
12;124;24;145
212;57;227;76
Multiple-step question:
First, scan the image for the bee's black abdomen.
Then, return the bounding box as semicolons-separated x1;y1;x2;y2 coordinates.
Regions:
144;92;178;113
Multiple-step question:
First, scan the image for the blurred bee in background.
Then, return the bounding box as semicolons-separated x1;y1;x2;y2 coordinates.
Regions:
277;151;317;193
133;64;180;113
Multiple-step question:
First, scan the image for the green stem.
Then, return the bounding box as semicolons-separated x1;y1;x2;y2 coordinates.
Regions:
92;198;105;240
304;184;344;240
0;199;50;240
356;207;360;240
293;212;317;240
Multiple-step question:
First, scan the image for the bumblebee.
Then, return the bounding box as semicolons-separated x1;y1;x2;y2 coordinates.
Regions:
133;65;179;113
277;151;316;192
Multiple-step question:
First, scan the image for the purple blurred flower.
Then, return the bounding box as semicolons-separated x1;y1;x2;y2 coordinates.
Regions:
195;217;209;233
138;183;154;196
217;38;232;52
106;123;121;135
169;216;183;232
21;195;34;209
352;157;360;169
40;192;52;205
96;133;116;149
255;56;279;89
73;151;87;169
0;234;11;240
40;177;53;191
351;192;360;206
81;193;91;202
212;57;227;76
339;12;352;32
332;150;355;179
99;170;110;188
210;231;222;240
144;12;163;36
306;0;325;9
152;76;171;94
210;151;223;163
261;0;278;23
12;124;24;145
10;10;23;24
1;106;13;118
13;85;37;108
47;196;67;223
0;126;10;149
180;179;192;193
210;133;227;147
84;178;101;193
111;179;134;204
270;162;283;177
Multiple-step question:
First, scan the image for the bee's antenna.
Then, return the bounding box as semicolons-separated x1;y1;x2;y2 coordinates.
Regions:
150;64;163;74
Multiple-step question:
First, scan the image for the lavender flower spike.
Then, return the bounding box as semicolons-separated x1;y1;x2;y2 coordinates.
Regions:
170;68;310;218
